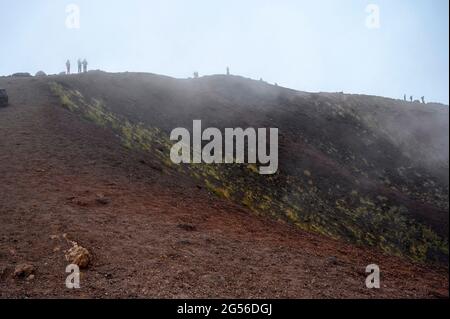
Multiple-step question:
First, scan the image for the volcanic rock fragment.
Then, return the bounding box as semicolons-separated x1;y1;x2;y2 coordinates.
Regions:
65;243;91;269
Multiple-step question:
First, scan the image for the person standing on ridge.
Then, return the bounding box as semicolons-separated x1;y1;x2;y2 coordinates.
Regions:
82;59;88;73
66;60;71;74
421;96;425;104
77;59;82;73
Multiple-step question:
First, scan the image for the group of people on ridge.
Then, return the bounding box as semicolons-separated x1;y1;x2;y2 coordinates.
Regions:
65;59;88;75
404;94;425;104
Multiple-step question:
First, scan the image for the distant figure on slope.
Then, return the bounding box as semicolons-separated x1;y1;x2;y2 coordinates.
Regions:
421;96;425;104
66;60;71;74
82;59;88;73
77;59;82;73
410;95;413;102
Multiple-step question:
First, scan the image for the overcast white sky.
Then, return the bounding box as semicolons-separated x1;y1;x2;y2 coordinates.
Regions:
1;0;448;104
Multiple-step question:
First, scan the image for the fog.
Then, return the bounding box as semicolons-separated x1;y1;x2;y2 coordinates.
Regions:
0;0;448;104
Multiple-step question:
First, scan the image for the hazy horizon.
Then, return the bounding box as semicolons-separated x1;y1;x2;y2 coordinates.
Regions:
1;0;448;104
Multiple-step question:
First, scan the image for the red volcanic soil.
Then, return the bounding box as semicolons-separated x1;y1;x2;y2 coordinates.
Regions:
0;76;448;298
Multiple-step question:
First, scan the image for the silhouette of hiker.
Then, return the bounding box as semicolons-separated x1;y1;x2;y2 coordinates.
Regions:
66;60;71;74
82;59;88;73
410;95;413;102
77;59;82;73
421;96;425;104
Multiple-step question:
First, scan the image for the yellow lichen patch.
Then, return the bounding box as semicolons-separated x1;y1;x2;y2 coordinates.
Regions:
285;208;299;223
205;179;231;199
247;164;259;174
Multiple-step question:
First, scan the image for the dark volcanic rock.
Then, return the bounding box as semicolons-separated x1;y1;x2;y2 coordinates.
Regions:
0;88;8;107
11;72;32;77
13;263;35;278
